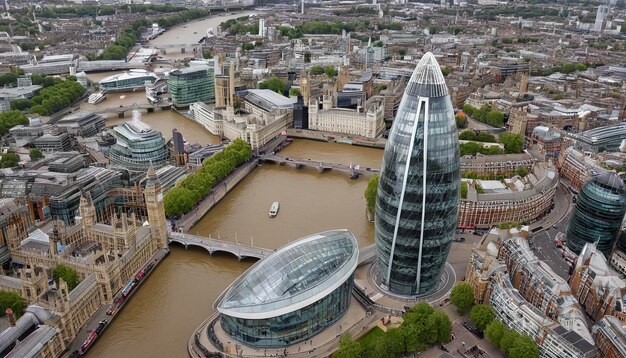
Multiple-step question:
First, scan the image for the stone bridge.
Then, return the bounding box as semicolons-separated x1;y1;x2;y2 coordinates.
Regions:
169;232;274;260
259;154;380;179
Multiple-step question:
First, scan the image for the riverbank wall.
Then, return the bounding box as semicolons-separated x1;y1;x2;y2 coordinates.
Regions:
286;128;386;149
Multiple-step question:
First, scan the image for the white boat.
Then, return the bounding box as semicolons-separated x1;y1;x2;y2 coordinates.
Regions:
87;91;106;104
269;202;280;218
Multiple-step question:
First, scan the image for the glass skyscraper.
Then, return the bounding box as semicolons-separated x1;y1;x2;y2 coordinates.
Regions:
168;65;214;108
566;172;626;257
375;52;460;296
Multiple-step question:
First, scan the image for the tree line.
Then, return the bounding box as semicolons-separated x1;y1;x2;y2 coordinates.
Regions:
462;104;505;128
98;8;210;60
164;139;253;217
335;302;452;358
27;79;85;116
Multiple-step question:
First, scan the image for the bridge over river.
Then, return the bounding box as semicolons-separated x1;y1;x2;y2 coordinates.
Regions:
169;232;376;264
259;154;380;179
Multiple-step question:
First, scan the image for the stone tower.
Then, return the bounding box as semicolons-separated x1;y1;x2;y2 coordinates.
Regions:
144;163;168;249
300;74;311;105
336;66;349;92
78;193;96;228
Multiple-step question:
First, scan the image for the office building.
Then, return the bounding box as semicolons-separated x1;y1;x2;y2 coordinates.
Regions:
308;97;385;139
108;119;169;177
574;123;626;154
56;111;106;138
168;65;214;108
375;52;460;296
566;171;626;256
217;230;358;347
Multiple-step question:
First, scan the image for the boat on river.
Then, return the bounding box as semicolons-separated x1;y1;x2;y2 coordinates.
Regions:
87;91;106;104
269;202;280;218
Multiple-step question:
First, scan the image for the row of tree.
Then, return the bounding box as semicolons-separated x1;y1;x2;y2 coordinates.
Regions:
462;104;505;128
99;9;210;60
311;65;338;78
460;142;504;156
164;139;253;216
259;77;290;94
335;302;452;358
0;110;28;136
27;79;85;116
459;130;497;143
471;305;539;358
364;175;379;214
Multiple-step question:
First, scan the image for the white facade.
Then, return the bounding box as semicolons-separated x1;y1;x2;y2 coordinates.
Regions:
190;102;223;136
222;112;290;150
308;99;385;139
610;249;626;277
594;5;609;32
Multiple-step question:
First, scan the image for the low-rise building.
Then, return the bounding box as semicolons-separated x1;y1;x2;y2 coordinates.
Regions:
308;97;384;139
460;152;535;176
556;147;603;193
459;162;558;227
593;315;626;358
531;126;565;159
569;243;626;322
190;102;222;135
56;111;106;138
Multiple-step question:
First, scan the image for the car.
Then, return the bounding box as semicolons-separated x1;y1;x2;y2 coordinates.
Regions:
552;225;558;229
106;306;118;315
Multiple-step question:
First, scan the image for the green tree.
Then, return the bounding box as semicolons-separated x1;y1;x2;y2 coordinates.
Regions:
364;175;379;214
259;77;288;95
52;264;80;291
499;330;521;354
561;62;575;74
450;283;474;313
575;63;587;72
398;48;407;57
0;110;28;135
499;132;524;153
463;104;475;116
335;333;363;358
10;99;32;111
241;42;255;51
311;65;325;75
382;327;405;355
516;166;528;177
425;310;452;344
163;187;196;216
202;50;213;59
485;111;504;127
0;291;27;318
509;335;539;358
470;304;496;331
29;148;43;161
289;88;301;97
460;181;468;199
325;66;338;78
485;320;507;347
455;114;467;129
440;66;451;76
0;153;20;168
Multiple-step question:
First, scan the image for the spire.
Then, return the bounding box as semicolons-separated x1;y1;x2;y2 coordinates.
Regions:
406;52;449;98
147;161;157;181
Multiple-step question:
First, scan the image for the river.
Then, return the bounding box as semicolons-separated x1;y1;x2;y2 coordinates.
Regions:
83;11;383;358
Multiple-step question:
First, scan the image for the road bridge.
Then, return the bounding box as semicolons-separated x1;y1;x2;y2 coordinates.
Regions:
169;232;273;260
259;154;380;179
93;102;172;118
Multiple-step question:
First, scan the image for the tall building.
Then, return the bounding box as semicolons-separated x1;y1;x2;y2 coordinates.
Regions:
594;5;609;32
566;172;626;257
108;119;169;179
375;52;460;296
168;65;214;108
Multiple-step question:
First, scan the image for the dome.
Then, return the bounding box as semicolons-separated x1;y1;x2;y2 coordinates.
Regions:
217;230;359;319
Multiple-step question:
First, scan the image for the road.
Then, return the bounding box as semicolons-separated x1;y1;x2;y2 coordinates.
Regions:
528;183;575;279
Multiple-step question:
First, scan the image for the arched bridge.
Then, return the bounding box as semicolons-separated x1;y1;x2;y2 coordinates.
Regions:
169;232;273;260
94;102;172;117
259;154;380;179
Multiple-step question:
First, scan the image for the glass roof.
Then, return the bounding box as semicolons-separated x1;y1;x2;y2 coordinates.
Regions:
217;230;358;319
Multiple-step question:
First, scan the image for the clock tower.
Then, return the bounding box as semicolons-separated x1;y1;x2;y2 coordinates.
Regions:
144;163;168;249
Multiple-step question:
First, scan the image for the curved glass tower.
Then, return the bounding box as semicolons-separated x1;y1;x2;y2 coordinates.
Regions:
375;52;460;296
566;172;626;257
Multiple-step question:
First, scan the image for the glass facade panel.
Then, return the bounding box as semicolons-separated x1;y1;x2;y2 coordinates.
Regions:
375;53;460;296
220;278;352;348
168;66;214;107
566;172;626;257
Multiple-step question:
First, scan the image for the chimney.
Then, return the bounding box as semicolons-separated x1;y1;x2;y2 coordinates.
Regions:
6;308;15;326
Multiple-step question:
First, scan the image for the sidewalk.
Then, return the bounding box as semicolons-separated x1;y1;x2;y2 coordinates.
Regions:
191;297;384;358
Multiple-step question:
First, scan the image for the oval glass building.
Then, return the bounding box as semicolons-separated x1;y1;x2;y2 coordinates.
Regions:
566;172;626;257
109;119;169;175
216;230;358;348
375;52;460;296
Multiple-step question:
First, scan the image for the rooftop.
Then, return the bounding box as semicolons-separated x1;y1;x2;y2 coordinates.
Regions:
217;230;358;319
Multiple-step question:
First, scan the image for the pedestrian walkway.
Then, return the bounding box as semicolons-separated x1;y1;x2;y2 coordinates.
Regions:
191;297;384;358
